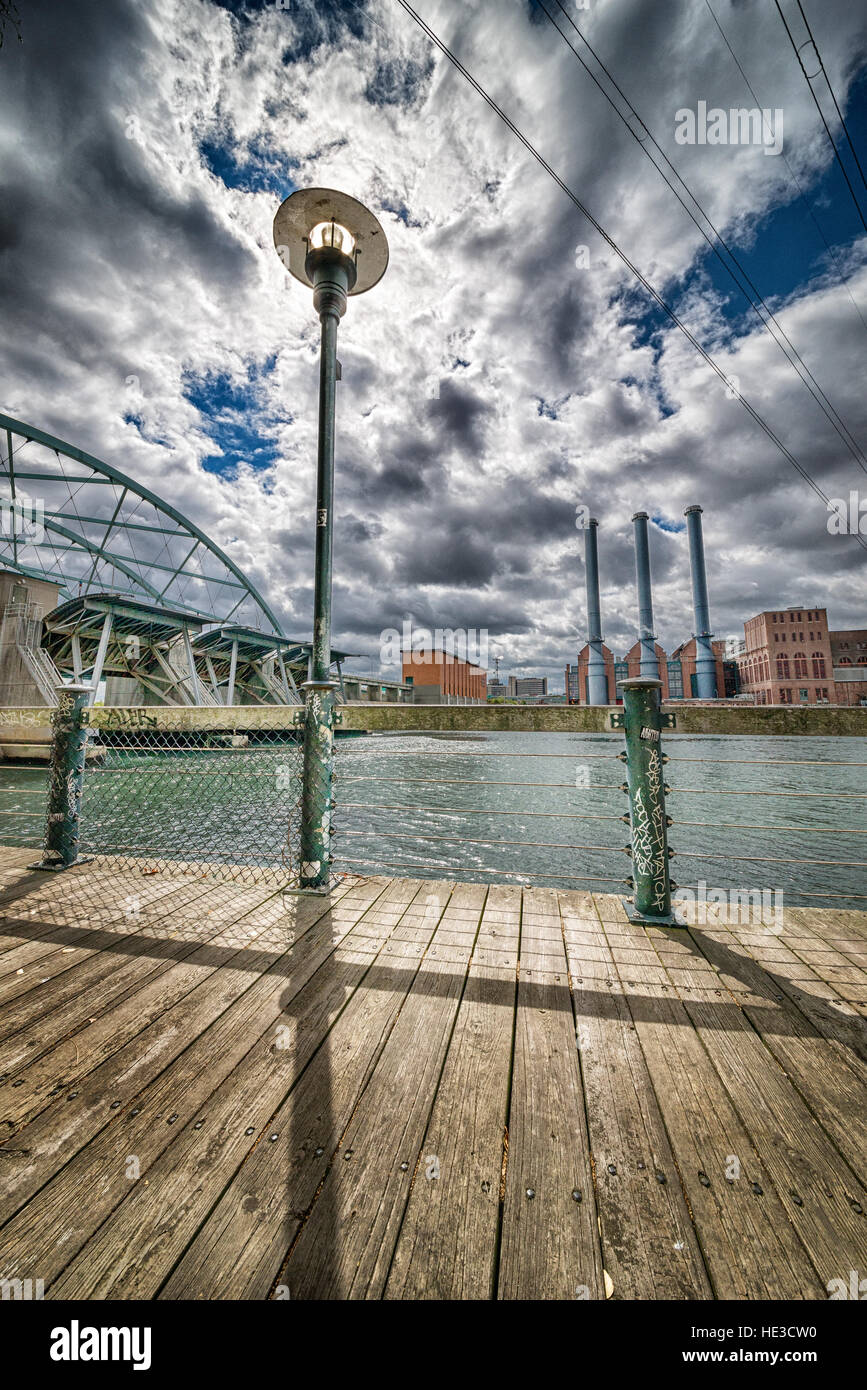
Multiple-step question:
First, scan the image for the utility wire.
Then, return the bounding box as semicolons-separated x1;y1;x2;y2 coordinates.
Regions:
775;0;867;234
794;0;867;197
392;0;867;551
542;0;867;473
704;0;867;338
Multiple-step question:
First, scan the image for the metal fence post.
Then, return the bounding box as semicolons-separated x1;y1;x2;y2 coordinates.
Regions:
298;679;337;890
31;683;93;872
614;676;684;925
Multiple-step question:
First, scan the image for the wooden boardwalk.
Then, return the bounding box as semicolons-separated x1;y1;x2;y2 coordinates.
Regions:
0;844;865;1300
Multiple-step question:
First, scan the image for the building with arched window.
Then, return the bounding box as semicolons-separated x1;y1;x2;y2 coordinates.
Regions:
737;607;834;704
830;629;867;706
737;609;866;705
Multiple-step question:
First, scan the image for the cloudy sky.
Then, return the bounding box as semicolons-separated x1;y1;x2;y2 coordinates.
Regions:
1;0;866;684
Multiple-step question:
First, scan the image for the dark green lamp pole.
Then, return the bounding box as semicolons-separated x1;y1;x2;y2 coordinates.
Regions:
273;189;388;889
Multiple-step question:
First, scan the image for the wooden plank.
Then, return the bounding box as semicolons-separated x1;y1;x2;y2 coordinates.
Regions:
0;877;374;1227
647;919;867;1292
0;877;269;1044
0;878;289;1136
775;906;867;1009
686;911;867;1176
43;878;440;1297
0;877;393;1281
251;882;487;1301
385;883;521;1299
597;900;822;1299
560;890;711;1300
498;887;604;1300
0;877;279;1097
158;880;461;1300
0;876;194;1004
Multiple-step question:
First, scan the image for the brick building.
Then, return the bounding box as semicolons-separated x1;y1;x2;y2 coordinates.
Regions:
668;638;727;700
402;649;486;704
568;644;617;703
737;607;834;705
623;640;671;700
830;629;867;706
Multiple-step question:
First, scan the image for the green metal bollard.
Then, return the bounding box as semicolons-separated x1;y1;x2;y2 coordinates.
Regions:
612;676;684;926
31;684;94;872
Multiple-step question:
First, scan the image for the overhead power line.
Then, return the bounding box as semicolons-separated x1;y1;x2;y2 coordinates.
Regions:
774;0;867;234
703;0;867;340
540;0;867;475
793;0;867;196
391;0;867;551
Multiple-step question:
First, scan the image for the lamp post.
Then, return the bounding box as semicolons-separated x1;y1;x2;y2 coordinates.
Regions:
273;188;388;890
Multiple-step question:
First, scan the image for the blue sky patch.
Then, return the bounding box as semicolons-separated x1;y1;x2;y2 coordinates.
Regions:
183;357;284;476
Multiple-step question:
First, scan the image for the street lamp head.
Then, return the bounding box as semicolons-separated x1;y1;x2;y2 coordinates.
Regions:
273;187;388;296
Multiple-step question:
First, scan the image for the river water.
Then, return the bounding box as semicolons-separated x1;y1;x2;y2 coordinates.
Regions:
1;731;863;909
332;730;866;909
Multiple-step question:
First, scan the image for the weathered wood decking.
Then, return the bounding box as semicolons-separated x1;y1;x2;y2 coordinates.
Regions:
0;845;865;1300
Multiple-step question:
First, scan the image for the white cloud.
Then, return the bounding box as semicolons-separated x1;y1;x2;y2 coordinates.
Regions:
0;0;865;681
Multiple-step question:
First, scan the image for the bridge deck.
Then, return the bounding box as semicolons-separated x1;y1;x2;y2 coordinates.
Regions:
0;845;865;1300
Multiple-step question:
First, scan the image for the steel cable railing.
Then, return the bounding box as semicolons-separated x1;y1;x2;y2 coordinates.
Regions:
5;694;865;912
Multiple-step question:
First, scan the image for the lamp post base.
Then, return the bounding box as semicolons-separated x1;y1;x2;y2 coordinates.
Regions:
28;857;93;873
621;897;687;927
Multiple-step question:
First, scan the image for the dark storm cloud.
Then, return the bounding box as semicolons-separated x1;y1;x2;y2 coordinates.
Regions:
395;525;495;587
425;379;493;450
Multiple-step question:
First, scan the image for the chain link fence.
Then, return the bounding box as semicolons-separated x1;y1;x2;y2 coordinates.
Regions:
76;719;336;889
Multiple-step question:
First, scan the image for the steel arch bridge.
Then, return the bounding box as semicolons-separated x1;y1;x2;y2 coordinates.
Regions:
0;413;282;633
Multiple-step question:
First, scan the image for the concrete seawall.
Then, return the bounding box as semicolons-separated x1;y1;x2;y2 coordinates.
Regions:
337;703;867;736
1;703;864;741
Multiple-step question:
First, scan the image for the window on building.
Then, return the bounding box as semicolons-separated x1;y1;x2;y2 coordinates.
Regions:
776;657;790;679
780;688;792;703
840;656;853;665
793;651;808;677
859;657;867;665
799;688;808;702
812;652;826;678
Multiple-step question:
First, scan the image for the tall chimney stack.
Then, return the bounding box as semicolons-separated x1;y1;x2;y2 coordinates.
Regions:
584;518;608;705
684;504;717;698
632;511;660;680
